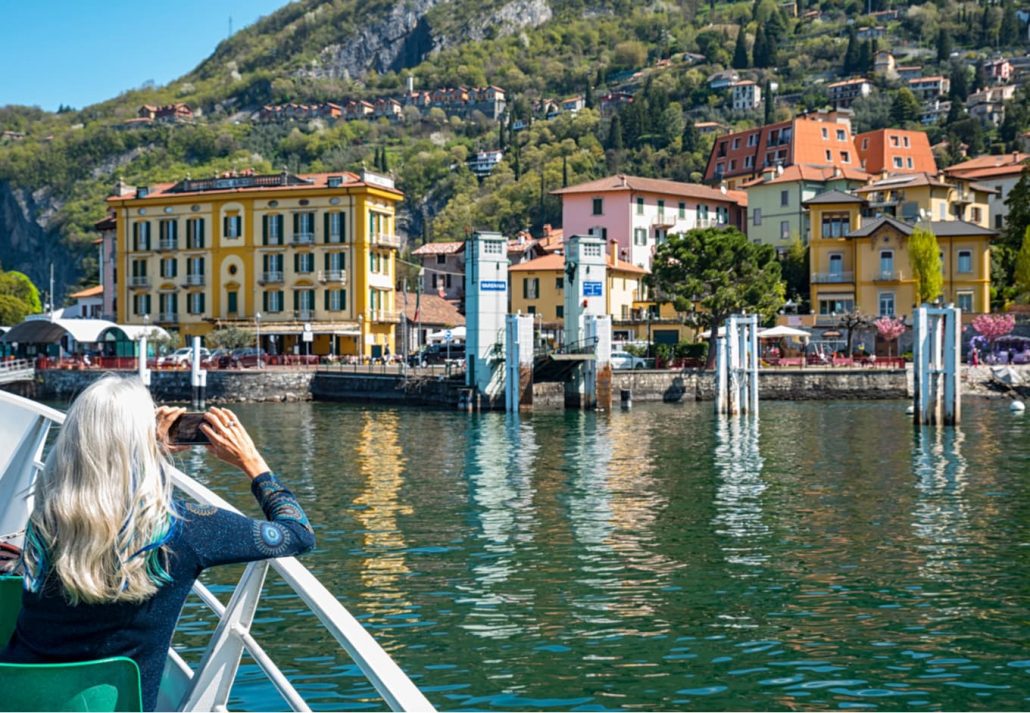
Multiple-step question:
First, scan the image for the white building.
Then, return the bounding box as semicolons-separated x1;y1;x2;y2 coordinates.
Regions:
731;81;762;111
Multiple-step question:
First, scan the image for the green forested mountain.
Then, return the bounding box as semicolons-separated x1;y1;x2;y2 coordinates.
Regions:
1;0;1028;298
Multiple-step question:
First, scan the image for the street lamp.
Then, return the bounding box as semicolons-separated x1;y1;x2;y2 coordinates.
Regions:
255;312;262;368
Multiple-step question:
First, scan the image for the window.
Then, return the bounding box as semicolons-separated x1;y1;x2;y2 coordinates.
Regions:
483;240;503;255
747;133;758;147
556;277;564;290
821;128;829;139
880;250;894;278
263;214;284;245
878;292;895;316
186;256;205;285
819;297;854;314
890;135;900;147
584;243;602;258
262;253;284;281
716;162;725;175
131;259;148;286
132;222;151;251
431;273;438;289
295;252;314;274
753;208;762;225
862;138;869;150
957;292;973;312
186;218;205;249
678;202;686;219
829;253;843;276
906;157;913;169
445;274;452;288
996;214;1004;229
633;227;647;245
556;305;564;318
527;305;536;314
903;136;910;148
325;211;345;243
159;219;177;248
436;254;446;265
971;207;982;223
780;220;790;240
836;129;845;141
293;212;315;243
657;199;665;216
729;159;737;171
294;289;315;314
223;214;242;239
744;155;754;168
841;151;850;163
159;293;177;319
780;190;789;207
325;288;347;311
825;150;832;161
636;197;644;215
893;157;903;169
263;290;284;313
133;293;151;316
732;137;741;149
227;291;238;314
821;214;850;238
523;277;539;299
698;204;710;222
160;257;177;278
187;292;205;315
958;250;972;273
592;198;603;215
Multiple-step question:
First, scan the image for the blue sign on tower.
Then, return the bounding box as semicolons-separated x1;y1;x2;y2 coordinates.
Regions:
582;281;603;297
480;280;507;292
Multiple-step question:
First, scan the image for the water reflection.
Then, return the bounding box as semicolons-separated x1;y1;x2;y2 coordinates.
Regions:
458;414;538;639
911;426;972;583
712;417;769;570
353;412;413;621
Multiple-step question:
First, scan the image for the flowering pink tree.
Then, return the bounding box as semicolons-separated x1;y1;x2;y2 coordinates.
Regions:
874;316;907;357
972;313;1015;349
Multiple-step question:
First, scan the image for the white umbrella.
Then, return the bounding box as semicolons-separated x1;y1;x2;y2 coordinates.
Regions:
697;326;727;339
757;325;812;341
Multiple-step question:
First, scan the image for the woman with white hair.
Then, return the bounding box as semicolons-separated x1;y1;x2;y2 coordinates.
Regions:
0;375;315;711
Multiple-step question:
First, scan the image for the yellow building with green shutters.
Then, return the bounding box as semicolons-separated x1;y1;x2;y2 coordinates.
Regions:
805;190;994;325
110;170;402;359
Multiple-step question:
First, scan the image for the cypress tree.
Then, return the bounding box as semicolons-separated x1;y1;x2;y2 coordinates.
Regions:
380;146;389;173
682;120;698;153
936;28;952;64
842;26;858;74
857;40;872;73
949;63;969;102
609;113;624;151
732;25;750;69
753;25;770;68
585;82;595;109
1000;2;1019;46
764;80;773;124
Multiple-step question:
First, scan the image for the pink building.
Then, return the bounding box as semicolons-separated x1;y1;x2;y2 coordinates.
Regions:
94;212;118;320
552;174;747;271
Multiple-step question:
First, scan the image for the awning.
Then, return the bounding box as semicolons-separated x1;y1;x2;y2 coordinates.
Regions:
100;325;171;342
1;317;118;344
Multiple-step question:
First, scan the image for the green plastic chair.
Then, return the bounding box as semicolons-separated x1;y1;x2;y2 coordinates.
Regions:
0;657;142;712
0;574;22;647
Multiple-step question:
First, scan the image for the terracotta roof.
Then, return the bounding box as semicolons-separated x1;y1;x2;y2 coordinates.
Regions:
508;251;648;275
827;77;870;88
93;215;116;230
401;292;465;326
552;174;747;206
107;171;402;202
70;285;103;299
945;153;1030;179
741;163;870;186
412;241;464;256
854;172;951;191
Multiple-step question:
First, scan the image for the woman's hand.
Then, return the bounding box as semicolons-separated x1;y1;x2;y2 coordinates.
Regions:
199;407;270;480
155;406;188;453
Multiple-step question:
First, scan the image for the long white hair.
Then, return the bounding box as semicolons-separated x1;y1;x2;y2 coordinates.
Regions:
23;375;177;604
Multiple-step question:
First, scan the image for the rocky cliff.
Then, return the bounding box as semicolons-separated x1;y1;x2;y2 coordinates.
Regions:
0;182;85;297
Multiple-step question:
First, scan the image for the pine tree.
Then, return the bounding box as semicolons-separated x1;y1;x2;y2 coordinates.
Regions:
380;146;389;173
752;25;771;68
890;87;921;125
682;120;698;153
1014;226;1030;300
980;5;993;47
608;113;624;151
843;26;859;74
1004;167;1030;252
585;82;595;109
973;59;988;92
949;63;969;102
732;25;750;69
764;80;774;124
857;40;872;73
1000;2;1019;46
936;28;952;64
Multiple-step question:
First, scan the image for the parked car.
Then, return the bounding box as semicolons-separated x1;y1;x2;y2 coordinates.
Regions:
230;347;267;368
411;342;465;366
610;351;647;370
203;348;230;368
158;347;210;367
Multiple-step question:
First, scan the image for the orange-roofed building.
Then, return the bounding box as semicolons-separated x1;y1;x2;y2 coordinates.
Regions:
855;128;937;175
704;110;858;188
944;151;1030;230
67;285;104;319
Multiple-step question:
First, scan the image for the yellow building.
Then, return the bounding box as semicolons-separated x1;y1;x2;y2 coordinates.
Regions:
853;172;994;226
805;190;994;325
109;170;403;359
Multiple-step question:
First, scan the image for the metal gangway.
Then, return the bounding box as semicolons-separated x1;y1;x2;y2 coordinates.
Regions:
0;359;33;385
0;390;435;712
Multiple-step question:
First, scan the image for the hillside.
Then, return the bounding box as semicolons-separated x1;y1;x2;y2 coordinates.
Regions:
1;0;1028;299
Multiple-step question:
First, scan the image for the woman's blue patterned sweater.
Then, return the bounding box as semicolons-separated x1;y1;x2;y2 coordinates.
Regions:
0;472;315;711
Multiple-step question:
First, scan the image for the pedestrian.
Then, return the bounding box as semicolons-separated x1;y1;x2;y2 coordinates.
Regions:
971;347;979;367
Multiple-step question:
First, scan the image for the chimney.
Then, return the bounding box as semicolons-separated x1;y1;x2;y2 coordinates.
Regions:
609;238;618;266
618;174;628;188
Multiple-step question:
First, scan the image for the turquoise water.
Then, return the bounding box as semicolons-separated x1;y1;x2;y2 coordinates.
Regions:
169;400;1030;711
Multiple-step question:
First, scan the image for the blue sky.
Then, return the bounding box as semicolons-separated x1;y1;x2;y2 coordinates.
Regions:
0;0;291;111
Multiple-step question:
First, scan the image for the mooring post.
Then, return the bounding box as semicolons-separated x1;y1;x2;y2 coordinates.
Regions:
191;336;207;409
748;314;759;416
912;305;961;426
137;334;151;387
715;333;727;415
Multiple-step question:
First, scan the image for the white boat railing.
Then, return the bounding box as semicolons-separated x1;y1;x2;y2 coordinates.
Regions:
0;390;435;713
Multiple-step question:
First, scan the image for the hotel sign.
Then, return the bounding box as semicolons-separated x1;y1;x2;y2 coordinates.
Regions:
480;280;507;292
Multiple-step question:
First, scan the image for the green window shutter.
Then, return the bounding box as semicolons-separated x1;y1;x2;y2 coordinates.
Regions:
199;219;205;247
324;252;330;269
522;278;528;299
132;223;139;250
262;215;269;245
263;291;268;312
293;213;299;237
199;293;205;312
293;253;299;273
324;289;329;310
324;212;330;243
172;260;178;278
342;289;347;311
341;212;347;242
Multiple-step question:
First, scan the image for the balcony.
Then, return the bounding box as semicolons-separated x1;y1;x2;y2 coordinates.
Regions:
866;191;901;207
371;233;401;249
874;270;902;282
184;274;205;286
651;213;676;228
129;276;150;288
812;271;855;283
294;309;314;321
157;312;178;324
259;271;284;284
318;270;348;285
157;239;178;251
371;309;401;323
291;232;315;245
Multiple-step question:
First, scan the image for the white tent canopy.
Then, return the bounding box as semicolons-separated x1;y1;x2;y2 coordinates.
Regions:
1;317;170;345
697;326;727;339
427;326;466;342
757;325;812;341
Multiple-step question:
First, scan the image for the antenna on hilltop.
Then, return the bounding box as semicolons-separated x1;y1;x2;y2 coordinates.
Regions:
228;16;233;39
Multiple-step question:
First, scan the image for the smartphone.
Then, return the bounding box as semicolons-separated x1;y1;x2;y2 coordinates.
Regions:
168;412;210;445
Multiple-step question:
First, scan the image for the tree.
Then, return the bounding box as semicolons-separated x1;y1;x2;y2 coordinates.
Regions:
890;87;921;125
1003;164;1030;252
752;25;773;68
649;227;785;368
857;40;873;74
732;25;750;69
909;226;943;304
936;28;953;64
207;326;254;350
972;313;1015;348
1000;2;1019;46
873;316;907;357
0;268;43;324
763;79;773;124
948;63;969;102
608;113;624;151
681;120;698;153
837;311;874;356
780;237;809;308
1015;226;1030;301
842;26;859;74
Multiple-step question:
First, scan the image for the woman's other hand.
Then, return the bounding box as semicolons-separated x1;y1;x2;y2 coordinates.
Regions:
155;406;188;453
200;407;270;480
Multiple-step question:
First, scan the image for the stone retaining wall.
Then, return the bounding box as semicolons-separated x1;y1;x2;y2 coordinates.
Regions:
30;369;316;403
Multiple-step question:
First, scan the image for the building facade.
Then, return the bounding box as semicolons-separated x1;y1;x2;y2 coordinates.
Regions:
853;172;993;226
731;81;762;111
553;174;747;271
944;152;1029;230
854;128;938;175
110;170;403;359
826;78;872;109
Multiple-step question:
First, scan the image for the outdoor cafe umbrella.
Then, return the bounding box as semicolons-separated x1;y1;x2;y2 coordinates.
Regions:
756;325;812;342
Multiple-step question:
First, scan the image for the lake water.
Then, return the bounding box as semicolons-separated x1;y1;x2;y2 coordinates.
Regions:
169;400;1030;711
